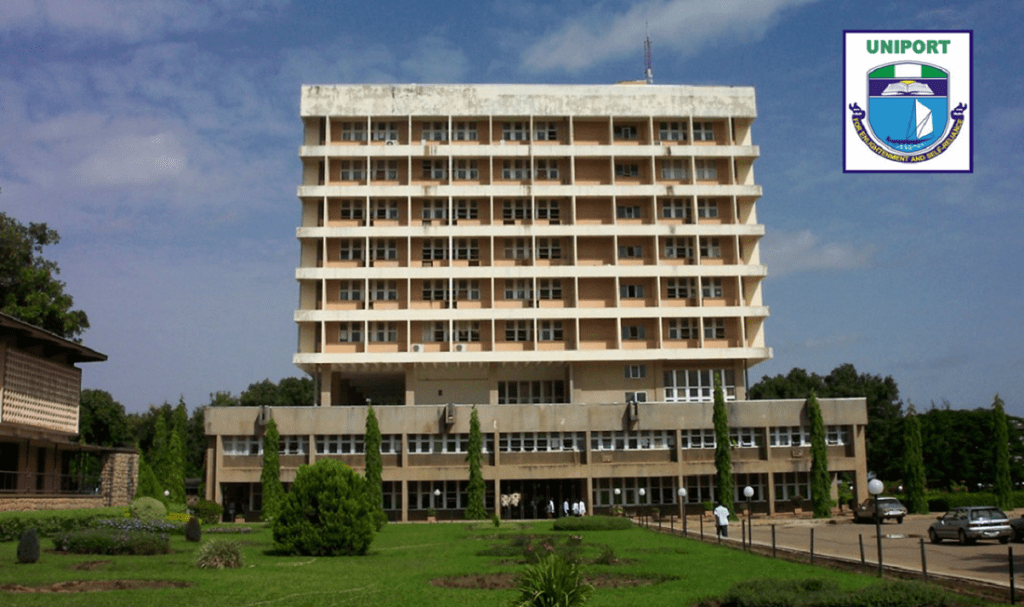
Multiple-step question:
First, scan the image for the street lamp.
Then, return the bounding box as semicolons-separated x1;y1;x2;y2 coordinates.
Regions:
639;488;647;524
434;488;442;522
677;487;687;536
743;486;754;550
868;478;884;577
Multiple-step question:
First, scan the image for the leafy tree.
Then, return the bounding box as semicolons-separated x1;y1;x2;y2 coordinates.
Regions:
240;379;283;408
186;405;207;480
807;392;831;518
278;376;315;406
134;451;161;500
207;391;240;407
917;405;1024;490
712;373;734;516
0;211;89;340
748;368;825;400
260;418;285;522
78;390;130;447
150;413;171;491
273;459;376;556
166;429;187;503
364;405;386;530
465;406;488;520
901;405;928;514
993;394;1012;510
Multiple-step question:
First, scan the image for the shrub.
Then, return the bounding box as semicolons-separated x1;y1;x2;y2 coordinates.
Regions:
53;528;170;555
130;496;167;522
194;539;243;569
17;528;40;564
185;516;202;542
96;518;182;535
710;578;949;607
0;508;125;542
512;554;593;607
553;515;632;532
272;458;376;556
193;499;223;525
493;514;501;528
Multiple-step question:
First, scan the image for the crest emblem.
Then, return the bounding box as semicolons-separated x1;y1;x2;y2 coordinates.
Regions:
865;62;948;156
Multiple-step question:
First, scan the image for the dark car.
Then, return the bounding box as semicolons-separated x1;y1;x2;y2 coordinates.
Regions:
928;506;1012;545
1009;517;1024;542
854;496;907;524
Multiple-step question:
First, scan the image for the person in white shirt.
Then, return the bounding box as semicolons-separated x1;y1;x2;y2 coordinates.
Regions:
578;500;586;516
547;499;555;519
713;501;730;538
572;501;580;516
563;500;570;517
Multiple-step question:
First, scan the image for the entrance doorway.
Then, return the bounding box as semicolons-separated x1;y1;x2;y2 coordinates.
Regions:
498;479;584;519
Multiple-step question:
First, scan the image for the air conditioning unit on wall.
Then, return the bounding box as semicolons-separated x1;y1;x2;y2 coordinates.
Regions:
411;343;424;353
454;344;468;352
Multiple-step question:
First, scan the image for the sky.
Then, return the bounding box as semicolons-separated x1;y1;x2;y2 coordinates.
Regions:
1;0;1022;416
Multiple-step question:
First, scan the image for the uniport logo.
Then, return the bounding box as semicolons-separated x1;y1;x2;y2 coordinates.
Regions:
843;31;972;173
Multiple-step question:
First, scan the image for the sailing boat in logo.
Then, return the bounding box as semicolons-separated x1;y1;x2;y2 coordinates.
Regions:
887;99;933;146
865;62;948;155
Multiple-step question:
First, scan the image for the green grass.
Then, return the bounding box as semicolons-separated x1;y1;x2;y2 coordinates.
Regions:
0;521;985;607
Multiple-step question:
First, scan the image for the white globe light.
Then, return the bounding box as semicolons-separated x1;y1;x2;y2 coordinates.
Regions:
164;490;170;497
614;488;621;495
743;486;754;498
677;488;687;497
868;479;884;495
434;489;441;497
639;488;646;497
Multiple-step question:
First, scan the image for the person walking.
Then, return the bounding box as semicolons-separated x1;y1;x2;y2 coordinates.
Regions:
572;501;580;517
713;501;730;538
563;499;570;518
547;499;555;519
578;500;586;517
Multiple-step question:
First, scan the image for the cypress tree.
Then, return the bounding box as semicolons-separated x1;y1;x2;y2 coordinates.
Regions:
993;394;1013;511
808;392;831;518
902;405;928;514
465;406;488;520
134;450;160;500
260;418;285;522
712;373;734;517
150;414;170;498
166;428;186;503
364;405;386;530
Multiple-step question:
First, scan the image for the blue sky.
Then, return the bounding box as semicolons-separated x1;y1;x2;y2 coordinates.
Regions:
1;0;1021;415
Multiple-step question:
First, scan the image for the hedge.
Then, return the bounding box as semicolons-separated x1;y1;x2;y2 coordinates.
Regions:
0;507;127;542
552;515;633;531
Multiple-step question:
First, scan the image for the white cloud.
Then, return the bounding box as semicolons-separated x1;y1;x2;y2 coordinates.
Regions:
76;132;187;186
521;0;819;73
763;229;876;276
399;36;470;83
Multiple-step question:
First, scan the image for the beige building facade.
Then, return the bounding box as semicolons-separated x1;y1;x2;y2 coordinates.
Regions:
204;84;869;520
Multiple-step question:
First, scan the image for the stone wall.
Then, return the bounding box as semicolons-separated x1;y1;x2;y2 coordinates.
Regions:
101;451;139;508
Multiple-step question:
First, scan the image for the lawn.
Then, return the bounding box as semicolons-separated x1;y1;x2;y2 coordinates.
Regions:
0;519;965;606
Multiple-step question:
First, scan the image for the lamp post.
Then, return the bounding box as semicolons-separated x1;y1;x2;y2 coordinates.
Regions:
434;488;442;522
743;486;754;550
868;479;884;577
678;487;687;536
639;488;647;524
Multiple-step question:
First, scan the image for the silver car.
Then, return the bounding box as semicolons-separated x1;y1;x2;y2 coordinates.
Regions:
854;496;907;524
928;506;1012;545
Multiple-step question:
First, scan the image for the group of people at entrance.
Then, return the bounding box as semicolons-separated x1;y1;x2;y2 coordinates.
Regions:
546;499;587;518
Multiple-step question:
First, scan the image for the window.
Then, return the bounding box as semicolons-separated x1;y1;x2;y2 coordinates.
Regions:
618;245;643;259
616;205;642;219
316;434;364;455
613;124;638;140
454;280;480;300
538;320;563;341
338;322;362;342
372;122;399;142
700;237;722;259
369;322;397;342
826;426;849;446
770;427;811;447
624;365;646;379
534;121;558;141
338;280;363;301
453;121;477;141
728;428;757;449
373;160;398;180
535;159;559;179
453;321;481;342
339;122;366;141
620;284;645;298
774;472;810;501
503;238;531;260
503;279;532;301
338;160;364;180
421;121;448;141
501;159;530;180
370;239;398;261
668;318;697;340
659;121;687;141
695;159;718;180
682;429;717;449
422;238;447;260
625;391;648;403
502;199;531;220
421;280;448;301
661;198;692;220
660;159;688;180
278;436;308;456
502;121;530;141
421;200;447;220
371;199;399;220
453;238;479;260
666;277;695;299
664;369;736;402
336;200;363;220
338;239;363;261
504;320;532;342
454;159;478;180
498;381;566;404
615;163;639;177
697;198;719;218
536;238;562;260
454;199;478;219
693;121;715;141
369;280;397;301
702;277;723;298
223;436;262;456
501;431;582;452
536;199;560;221
664;237;693;260
538;279;562;300
704;318;726;339
422;321;447;342
421;159;447;180
621;324;646;340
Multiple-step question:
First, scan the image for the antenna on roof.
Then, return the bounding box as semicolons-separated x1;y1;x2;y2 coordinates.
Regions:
644;26;653;85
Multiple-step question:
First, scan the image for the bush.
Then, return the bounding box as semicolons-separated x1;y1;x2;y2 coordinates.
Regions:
272;459;376;556
185;516;202;542
0;507;126;542
710;578;949;607
130;496;167;522
493;514;501;528
95;518;182;535
193;499;223;525
553;515;632;532
17;528;39;563
195;539;243;569
512;554;593;607
53;528;170;555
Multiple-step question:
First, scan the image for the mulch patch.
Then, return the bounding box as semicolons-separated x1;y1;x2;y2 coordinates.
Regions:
71;560;112;571
1;580;191;593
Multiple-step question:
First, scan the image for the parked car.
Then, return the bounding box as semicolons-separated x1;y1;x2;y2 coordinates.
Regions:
854;496;907;524
1009;517;1024;542
928;506;1012;545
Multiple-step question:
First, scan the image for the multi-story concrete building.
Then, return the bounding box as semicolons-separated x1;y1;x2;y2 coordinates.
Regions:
205;84;868;521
